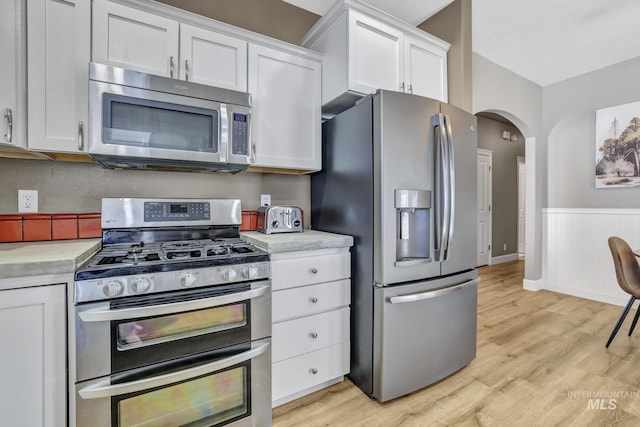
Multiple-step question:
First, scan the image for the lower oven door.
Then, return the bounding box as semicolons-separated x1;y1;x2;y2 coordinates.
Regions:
75;338;271;427
75;280;271;381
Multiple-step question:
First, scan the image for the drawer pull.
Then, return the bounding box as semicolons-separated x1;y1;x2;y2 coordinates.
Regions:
310;332;318;339
310;297;318;304
310;268;318;274
310;368;318;375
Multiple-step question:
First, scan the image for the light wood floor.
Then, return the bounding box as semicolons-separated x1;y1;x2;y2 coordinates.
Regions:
272;260;640;426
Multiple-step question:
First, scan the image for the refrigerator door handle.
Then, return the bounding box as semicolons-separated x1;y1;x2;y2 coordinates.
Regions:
433;113;450;262
387;278;478;304
443;114;456;261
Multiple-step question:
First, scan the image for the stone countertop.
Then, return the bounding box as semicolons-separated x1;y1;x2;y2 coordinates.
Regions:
241;230;353;253
0;239;102;281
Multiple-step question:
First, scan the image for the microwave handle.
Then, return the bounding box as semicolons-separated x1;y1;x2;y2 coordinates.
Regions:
78;284;269;322
78;342;269;399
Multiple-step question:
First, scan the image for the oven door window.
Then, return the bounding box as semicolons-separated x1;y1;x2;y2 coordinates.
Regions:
103;93;219;153
118;365;249;427
117;303;246;350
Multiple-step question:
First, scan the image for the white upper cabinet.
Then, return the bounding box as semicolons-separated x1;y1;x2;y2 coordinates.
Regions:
348;10;403;94
27;0;90;153
248;45;322;172
302;0;450;114
93;0;179;78
92;0;247;91
179;24;247;91
0;0;26;150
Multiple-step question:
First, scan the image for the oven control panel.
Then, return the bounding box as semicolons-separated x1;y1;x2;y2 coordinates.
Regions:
144;201;210;222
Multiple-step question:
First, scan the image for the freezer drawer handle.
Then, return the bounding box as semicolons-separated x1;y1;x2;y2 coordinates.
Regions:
387;279;477;304
78;342;269;399
78;285;269;322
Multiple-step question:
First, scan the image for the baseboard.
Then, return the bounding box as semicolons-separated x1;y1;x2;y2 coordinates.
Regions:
523;278;543;292
541;282;630;307
491;253;519;265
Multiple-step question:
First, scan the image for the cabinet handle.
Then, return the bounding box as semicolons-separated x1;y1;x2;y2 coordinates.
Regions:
408;84;413;94
310;297;318;304
310;368;318;375
170;56;175;78
310;332;318;339
250;141;256;163
185;59;190;81
4;108;12;142
310;268;318;274
400;82;405;92
78;121;84;150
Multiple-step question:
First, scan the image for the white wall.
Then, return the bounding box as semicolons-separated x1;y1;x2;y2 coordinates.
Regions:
543;56;640;209
540;56;640;306
472;53;543;281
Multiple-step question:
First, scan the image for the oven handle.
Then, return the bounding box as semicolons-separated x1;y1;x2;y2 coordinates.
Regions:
78;342;269;399
78;285;269;322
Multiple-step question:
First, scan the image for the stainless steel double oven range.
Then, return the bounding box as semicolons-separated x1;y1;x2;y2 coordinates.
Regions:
71;198;271;427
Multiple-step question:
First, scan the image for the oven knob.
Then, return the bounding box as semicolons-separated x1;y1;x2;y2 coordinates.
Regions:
131;277;151;294
103;280;125;298
241;266;259;279
221;268;237;282
180;272;197;287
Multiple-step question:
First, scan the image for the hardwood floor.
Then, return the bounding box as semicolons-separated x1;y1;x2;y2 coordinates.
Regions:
272;260;640;426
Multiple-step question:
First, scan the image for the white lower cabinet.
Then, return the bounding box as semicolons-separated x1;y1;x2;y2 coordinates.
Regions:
270;249;351;407
0;284;66;427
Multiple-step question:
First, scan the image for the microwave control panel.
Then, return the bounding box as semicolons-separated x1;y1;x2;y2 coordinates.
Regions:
231;113;249;156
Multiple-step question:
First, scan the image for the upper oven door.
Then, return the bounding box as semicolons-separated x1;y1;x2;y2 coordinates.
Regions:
74;280;271;382
89;80;246;165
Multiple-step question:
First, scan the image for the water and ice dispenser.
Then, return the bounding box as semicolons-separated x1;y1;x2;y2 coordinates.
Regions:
395;189;431;265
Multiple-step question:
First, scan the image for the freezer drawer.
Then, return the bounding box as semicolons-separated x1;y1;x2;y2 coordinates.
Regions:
373;273;478;402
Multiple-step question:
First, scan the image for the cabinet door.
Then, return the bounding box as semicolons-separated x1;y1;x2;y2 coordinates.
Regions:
0;285;66;427
0;0;26;149
248;45;321;171
180;24;247;91
28;0;90;153
404;34;448;102
348;10;404;95
92;0;179;77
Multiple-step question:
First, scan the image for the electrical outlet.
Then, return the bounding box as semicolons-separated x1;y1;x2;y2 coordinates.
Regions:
18;190;38;213
260;194;271;206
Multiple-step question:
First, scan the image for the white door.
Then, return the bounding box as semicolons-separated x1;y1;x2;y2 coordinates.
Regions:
518;156;526;256
179;24;247;91
403;34;448;102
477;149;492;266
348;10;403;95
28;0;90;153
248;44;321;171
92;0;179;77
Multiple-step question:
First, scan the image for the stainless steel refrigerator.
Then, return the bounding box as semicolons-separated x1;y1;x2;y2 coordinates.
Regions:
311;90;478;402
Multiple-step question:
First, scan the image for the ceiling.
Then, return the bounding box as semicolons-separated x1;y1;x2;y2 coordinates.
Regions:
283;0;640;87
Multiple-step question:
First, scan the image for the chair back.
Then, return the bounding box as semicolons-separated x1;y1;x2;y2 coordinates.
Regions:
609;236;640;296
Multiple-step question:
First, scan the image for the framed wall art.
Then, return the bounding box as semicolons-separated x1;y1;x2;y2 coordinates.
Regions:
595;100;640;188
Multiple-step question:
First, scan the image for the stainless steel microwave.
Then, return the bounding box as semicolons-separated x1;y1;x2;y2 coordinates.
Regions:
88;62;252;173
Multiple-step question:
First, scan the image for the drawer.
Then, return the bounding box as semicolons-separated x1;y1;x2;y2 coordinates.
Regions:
272;279;350;322
272;342;350;402
272;308;350;362
271;252;350;290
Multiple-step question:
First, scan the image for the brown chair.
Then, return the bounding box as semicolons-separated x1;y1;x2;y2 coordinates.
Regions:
606;236;640;348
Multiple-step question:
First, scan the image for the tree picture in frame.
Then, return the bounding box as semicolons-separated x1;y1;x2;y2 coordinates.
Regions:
595;100;640;188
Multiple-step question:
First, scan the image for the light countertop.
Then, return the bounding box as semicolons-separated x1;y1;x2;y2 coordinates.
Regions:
0;239;102;281
241;230;353;253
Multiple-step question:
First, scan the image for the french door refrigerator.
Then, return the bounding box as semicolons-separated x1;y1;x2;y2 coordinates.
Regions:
311;90;478;402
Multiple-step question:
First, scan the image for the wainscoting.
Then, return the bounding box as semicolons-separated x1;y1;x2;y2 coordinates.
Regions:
542;208;640;307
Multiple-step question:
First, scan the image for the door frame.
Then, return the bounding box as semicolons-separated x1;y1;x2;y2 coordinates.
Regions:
477;148;492;266
517;156;526;257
